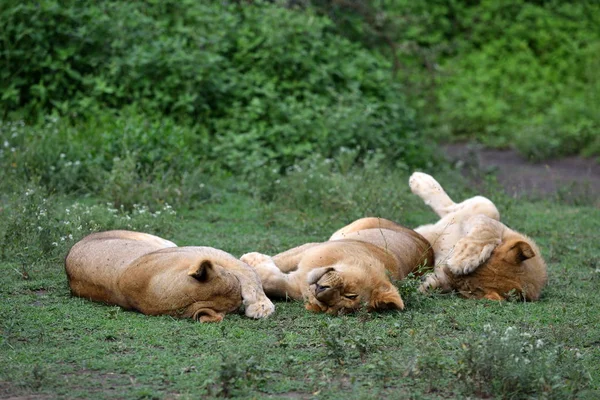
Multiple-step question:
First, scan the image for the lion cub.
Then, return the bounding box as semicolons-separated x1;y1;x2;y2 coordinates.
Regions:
65;230;274;322
241;219;433;314
410;172;548;301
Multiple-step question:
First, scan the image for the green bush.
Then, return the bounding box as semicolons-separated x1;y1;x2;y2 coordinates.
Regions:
0;184;177;268
0;116;215;209
312;0;600;159
458;325;590;398
1;0;433;175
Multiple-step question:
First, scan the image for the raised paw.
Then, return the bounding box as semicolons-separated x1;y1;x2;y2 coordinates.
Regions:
409;172;445;199
244;297;275;319
446;240;498;275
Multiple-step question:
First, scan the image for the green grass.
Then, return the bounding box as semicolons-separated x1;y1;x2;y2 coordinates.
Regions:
1;173;599;399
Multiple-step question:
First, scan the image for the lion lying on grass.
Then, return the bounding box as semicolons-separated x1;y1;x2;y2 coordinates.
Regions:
65;230;274;322
241;219;433;314
410;172;548;300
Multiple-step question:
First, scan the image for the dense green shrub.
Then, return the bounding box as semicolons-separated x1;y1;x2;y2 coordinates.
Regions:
1;0;432;175
0;184;176;267
311;0;600;159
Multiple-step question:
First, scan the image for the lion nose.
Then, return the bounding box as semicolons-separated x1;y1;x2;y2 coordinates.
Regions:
315;284;329;295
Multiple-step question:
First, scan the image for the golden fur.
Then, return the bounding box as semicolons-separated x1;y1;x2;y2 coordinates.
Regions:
241;219;433;314
65;230;274;322
410;172;548;301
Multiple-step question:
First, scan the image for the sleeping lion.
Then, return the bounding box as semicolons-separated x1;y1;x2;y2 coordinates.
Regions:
65;230;275;322
410;172;548;301
241;219;433;314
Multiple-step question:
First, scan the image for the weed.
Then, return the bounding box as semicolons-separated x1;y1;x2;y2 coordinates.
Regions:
205;354;269;398
457;325;590;398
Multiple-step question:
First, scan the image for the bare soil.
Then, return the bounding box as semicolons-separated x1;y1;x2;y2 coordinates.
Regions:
444;143;600;207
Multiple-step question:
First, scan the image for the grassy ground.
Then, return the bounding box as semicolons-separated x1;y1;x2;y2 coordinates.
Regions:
1;169;599;399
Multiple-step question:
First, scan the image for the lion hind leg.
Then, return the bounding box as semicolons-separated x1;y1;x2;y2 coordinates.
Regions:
410;172;456;217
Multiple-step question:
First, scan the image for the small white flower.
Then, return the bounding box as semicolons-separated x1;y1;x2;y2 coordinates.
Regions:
68;234;73;240
3;140;8;148
535;339;544;348
60;153;66;158
52;242;58;246
37;226;43;231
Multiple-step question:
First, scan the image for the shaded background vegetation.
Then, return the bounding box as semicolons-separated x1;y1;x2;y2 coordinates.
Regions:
311;0;600;160
2;0;598;206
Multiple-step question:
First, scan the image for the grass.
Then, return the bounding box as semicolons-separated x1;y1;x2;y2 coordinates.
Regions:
1;166;599;399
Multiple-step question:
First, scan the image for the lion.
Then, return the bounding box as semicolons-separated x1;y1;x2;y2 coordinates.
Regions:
409;172;548;301
241;219;434;314
65;230;275;322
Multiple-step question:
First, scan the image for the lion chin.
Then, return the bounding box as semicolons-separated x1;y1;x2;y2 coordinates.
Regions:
241;217;434;314
409;172;548;301
65;230;274;322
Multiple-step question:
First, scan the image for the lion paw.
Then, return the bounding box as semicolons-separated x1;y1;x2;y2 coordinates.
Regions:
447;240;497;275
240;252;280;281
418;274;438;293
241;252;273;268
244;297;275;319
409;172;444;198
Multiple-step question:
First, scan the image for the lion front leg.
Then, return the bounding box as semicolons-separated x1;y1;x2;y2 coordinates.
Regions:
241;252;304;300
418;266;453;294
446;215;504;275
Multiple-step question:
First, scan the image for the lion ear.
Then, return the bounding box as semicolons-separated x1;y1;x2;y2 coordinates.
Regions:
368;285;405;311
188;260;214;282
504;241;535;265
193;308;224;322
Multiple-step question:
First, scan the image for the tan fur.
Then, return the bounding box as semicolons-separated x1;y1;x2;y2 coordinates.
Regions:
410;172;548;301
241;219;433;314
65;230;274;322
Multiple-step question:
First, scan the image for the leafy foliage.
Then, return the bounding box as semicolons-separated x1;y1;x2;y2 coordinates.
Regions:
1;0;432;175
311;0;600;159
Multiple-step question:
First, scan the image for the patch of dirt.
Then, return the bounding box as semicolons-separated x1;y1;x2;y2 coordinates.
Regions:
444;143;600;207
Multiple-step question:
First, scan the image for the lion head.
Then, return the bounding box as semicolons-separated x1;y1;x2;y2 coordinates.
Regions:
303;266;404;314
181;258;244;322
447;238;548;301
